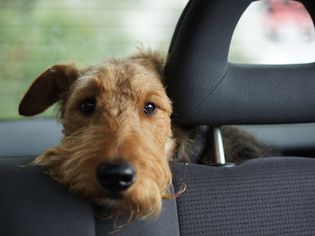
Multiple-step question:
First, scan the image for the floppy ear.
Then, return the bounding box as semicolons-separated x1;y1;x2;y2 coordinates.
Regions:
19;64;79;116
130;49;165;76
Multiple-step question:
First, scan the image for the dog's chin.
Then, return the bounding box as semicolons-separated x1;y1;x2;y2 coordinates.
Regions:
93;196;123;218
102;190;123;200
95;193;123;206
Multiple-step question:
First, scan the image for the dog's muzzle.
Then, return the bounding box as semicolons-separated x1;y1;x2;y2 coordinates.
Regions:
96;161;136;195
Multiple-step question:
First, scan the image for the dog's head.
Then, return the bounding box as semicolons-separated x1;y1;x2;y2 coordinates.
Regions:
19;51;175;219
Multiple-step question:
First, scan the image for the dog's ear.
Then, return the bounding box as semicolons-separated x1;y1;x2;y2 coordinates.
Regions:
130;50;165;76
19;64;79;116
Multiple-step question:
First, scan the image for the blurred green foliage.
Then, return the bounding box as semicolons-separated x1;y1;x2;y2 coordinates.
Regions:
0;0;184;119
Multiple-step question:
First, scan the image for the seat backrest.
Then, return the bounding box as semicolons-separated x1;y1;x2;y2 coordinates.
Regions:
171;157;315;236
0;155;181;236
163;0;315;235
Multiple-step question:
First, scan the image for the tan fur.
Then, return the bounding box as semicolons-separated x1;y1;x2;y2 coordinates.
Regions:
19;51;175;220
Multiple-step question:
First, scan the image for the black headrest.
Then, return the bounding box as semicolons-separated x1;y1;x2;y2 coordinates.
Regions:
165;0;315;125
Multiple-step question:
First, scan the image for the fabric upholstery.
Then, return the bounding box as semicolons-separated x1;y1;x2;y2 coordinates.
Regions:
0;157;180;236
171;157;315;236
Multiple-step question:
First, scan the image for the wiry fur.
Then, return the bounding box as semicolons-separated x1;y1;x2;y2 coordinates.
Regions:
19;50;175;220
19;50;276;222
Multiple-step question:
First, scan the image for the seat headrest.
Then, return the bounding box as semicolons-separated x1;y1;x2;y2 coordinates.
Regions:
165;0;315;125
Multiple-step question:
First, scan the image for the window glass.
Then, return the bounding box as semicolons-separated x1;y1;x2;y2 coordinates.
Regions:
228;0;315;65
0;0;188;119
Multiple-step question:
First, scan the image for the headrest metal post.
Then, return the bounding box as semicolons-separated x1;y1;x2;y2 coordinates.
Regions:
214;127;226;165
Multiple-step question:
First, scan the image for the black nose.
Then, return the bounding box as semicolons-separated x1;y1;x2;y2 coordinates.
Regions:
96;161;136;194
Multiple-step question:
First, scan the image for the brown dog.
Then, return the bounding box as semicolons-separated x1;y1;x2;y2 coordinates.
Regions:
19;50;176;220
19;50;275;221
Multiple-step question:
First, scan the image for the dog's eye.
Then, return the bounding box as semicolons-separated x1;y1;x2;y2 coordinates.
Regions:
144;102;156;115
80;98;96;115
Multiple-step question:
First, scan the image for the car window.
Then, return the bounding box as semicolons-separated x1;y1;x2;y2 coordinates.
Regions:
0;0;188;120
229;0;315;65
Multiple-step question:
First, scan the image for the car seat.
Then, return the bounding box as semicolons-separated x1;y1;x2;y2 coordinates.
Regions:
1;0;315;235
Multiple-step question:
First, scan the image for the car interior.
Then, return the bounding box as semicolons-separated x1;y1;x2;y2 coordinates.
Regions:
1;0;315;235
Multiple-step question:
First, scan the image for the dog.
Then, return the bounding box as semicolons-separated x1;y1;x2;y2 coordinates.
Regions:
173;125;279;164
19;50;177;221
19;50;276;222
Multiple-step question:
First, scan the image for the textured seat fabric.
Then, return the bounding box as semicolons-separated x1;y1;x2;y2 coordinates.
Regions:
2;157;315;236
171;157;315;236
0;157;180;236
